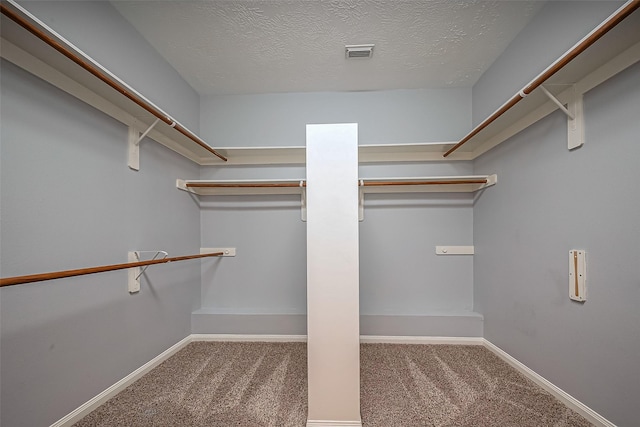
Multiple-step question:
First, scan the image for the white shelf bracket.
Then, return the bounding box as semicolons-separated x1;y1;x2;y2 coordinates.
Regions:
540;86;574;120
128;250;168;293
540;85;584;150
128;118;160;171
567;86;585;150
480;174;498;190
358;180;365;222
175;179;197;194
300;181;307;222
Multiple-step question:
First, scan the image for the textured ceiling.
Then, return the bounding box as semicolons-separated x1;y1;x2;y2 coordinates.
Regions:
112;0;544;95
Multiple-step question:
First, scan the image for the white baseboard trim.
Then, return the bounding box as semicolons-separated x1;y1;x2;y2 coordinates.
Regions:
51;334;613;427
191;334;484;344
360;335;484;345
50;335;192;427
306;420;363;427
483;339;615;427
191;333;308;342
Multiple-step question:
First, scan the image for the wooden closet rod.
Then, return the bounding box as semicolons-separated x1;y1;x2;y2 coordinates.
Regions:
443;0;640;158
186;180;488;188
0;2;227;162
0;252;223;287
360;179;487;186
187;182;306;188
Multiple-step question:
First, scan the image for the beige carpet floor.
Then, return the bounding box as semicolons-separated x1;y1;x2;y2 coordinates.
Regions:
74;342;592;426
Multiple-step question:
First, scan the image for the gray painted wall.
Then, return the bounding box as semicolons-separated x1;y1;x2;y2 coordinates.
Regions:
473;57;640;427
20;0;200;130
0;2;201;425
198;90;479;334
472;1;623;126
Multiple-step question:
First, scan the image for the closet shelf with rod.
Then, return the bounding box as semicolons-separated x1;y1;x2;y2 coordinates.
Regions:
177;175;496;222
0;0;227;167
2;0;639;167
177;179;307;196
444;0;640;159
177;175;496;196
359;175;497;193
195;142;472;166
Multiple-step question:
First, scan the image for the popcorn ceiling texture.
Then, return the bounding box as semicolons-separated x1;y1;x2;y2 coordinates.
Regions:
112;0;543;95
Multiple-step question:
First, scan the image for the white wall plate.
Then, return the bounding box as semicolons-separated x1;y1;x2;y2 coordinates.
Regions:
436;246;474;255
201;247;236;257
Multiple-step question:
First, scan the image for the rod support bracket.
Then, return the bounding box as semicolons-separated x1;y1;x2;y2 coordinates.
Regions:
128;118;161;171
128;250;168;293
540;85;584;150
567;85;584;150
300;181;307;222
358;180;365;222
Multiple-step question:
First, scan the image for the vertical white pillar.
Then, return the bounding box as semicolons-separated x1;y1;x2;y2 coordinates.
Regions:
306;123;361;427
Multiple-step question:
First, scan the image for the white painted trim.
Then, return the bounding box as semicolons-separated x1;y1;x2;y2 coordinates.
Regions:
306;420;363;427
50;336;193;427
191;333;308;342
51;334;613;427
360;335;484;345
483;339;615;427
192;334;485;345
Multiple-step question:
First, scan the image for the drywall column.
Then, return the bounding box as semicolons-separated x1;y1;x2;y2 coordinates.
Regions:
306;123;362;427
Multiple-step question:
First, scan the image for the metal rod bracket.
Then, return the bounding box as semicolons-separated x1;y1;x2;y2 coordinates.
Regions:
128;250;168;293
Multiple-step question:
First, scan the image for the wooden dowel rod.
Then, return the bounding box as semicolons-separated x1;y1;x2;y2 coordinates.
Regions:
0;3;227;162
186;180;487;188
0;252;223;287
523;0;640;95
361;179;487;186
443;94;523;157
444;0;640;158
186;182;306;188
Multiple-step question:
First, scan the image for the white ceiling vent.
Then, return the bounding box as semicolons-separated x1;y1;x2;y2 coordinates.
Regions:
345;44;374;59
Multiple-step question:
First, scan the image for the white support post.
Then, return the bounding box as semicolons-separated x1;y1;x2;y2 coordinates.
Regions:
306;123;362;427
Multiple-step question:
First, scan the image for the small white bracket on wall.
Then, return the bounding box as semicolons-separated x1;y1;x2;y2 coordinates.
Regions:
569;249;586;302
358;180;364;222
540;85;584;150
128;250;168;293
436;246;474;255
128;118;160;171
201;247;236;257
301;181;307;222
567;86;584;150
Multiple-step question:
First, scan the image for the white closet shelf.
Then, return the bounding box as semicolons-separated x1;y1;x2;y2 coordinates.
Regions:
177;174;496;196
0;2;226;165
177;179;306;196
447;6;640;159
360;175;497;193
201;142;471;165
6;1;635;166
